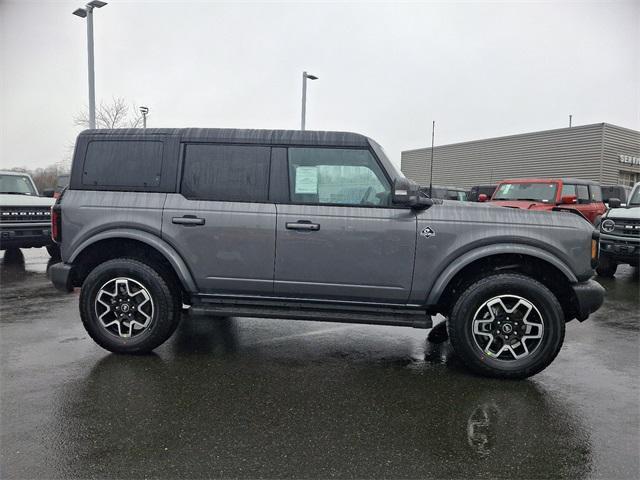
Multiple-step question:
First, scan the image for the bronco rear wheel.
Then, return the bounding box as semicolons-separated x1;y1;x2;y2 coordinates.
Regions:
448;273;565;379
79;258;181;354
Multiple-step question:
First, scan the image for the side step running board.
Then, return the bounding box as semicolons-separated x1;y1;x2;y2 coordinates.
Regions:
189;297;432;329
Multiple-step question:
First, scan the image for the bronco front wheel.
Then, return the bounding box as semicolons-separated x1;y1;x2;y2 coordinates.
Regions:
448;273;565;379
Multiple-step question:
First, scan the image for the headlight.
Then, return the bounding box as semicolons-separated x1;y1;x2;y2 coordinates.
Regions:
601;219;615;233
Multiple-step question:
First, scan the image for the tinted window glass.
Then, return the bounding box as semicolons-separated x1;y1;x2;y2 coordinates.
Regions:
577;185;590;203
181;144;270;202
83;141;163;188
590;185;602;202
288;148;390;206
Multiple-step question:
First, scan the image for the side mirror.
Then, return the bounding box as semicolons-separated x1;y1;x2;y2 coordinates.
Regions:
392;178;432;209
561;195;577;205
478;194;488;202
608;198;621;209
42;189;55;198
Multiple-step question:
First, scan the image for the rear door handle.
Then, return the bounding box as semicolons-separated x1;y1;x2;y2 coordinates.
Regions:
286;220;320;231
172;215;205;226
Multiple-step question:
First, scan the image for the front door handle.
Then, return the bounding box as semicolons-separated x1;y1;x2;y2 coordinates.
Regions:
286;220;320;231
172;215;205;226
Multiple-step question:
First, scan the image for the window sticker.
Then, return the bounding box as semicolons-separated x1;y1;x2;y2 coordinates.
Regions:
295;166;318;194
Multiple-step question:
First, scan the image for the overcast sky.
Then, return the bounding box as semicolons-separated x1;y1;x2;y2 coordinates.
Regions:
1;0;638;170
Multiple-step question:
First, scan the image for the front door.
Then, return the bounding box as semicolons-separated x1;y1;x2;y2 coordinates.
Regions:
162;144;276;295
274;147;417;303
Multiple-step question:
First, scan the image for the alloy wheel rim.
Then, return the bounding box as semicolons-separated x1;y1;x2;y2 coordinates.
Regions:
95;277;154;338
471;294;544;361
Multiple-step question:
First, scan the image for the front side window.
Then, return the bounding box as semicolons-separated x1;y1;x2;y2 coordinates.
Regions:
577;185;590;203
493;182;558;203
561;184;576;197
181;144;270;202
0;174;37;195
287;148;390;206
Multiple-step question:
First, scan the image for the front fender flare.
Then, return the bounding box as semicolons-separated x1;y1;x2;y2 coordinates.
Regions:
425;243;578;306
68;228;197;293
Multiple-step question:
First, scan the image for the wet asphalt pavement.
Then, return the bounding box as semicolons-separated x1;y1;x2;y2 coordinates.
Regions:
1;249;639;479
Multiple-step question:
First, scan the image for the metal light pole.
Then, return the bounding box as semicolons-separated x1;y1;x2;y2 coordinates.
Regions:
73;1;108;130
301;71;318;130
429;120;435;197
139;106;149;128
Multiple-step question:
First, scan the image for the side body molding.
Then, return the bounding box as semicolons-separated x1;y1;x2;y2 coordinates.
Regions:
425;243;579;306
68;228;197;293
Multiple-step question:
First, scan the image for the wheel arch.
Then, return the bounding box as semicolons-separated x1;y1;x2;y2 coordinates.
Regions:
428;245;579;321
68;229;197;294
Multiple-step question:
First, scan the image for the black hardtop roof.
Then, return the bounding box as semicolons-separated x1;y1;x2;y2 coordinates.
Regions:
79;128;371;148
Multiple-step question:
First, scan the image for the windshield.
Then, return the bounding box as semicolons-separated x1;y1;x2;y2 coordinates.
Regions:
629;186;640;206
0;174;37;195
493;182;557;203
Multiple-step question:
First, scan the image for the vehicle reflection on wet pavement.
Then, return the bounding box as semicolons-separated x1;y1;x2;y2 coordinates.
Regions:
1;249;638;479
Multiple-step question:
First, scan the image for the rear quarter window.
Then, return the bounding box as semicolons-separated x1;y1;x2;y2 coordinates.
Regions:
82;141;163;188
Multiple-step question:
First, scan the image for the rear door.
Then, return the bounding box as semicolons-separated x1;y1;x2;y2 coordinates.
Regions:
273;147;417;303
162;143;276;295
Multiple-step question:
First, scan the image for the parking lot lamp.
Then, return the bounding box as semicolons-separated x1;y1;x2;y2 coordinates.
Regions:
139;106;149;128
301;71;318;131
72;1;108;130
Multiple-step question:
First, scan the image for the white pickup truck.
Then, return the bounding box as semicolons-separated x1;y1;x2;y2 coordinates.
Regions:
0;170;58;257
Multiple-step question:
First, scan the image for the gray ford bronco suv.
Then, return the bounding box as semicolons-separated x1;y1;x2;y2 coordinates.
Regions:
49;128;604;379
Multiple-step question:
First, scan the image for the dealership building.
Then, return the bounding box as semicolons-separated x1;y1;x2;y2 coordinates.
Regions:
401;123;640;189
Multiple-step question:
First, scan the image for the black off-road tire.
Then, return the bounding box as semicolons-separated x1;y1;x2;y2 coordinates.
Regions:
448;273;565;379
596;255;617;278
79;258;181;354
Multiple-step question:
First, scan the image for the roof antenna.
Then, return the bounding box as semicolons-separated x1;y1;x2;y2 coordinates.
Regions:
429;120;435;197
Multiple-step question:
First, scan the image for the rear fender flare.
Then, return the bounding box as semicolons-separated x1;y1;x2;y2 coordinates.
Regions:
68;228;197;292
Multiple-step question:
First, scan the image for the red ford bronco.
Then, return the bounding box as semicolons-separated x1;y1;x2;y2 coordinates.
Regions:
486;178;606;224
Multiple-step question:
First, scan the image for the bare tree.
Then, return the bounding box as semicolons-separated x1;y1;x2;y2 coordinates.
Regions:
74;97;143;129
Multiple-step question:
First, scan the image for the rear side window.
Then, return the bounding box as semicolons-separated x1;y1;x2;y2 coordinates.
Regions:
181;144;270;202
590;186;603;202
83;141;163;188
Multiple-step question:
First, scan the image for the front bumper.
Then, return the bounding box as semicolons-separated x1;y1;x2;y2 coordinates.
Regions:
571;280;605;322
599;236;640;265
49;262;74;292
0;225;52;249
